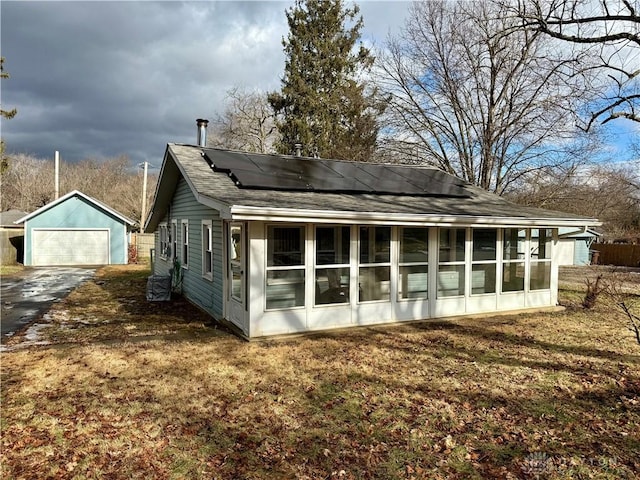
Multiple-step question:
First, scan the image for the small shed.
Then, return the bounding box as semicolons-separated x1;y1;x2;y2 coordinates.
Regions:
557;227;601;265
0;209;27;265
16;190;135;266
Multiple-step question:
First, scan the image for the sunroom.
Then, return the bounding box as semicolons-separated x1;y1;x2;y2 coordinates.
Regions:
235;221;557;338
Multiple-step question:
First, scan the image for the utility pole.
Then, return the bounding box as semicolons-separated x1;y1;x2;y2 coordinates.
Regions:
140;161;148;232
54;151;60;199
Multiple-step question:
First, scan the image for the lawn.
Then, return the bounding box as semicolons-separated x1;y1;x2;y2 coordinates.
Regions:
1;265;639;479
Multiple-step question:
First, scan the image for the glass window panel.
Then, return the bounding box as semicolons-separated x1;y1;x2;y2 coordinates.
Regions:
182;222;189;266
266;270;305;309
231;268;242;300
316;226;350;265
439;228;465;262
502;262;525;292
359;266;390;301
359;226;391;264
400;227;429;263
437;264;465;297
267;226;304;266
230;225;242;262
399;265;428;299
503;229;525;260
531;229;553;260
315;267;350;305
530;262;551;290
472;229;497;261
471;264;496;294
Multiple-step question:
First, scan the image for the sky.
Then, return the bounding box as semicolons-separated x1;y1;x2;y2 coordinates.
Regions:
1;1;637;169
1;0;411;166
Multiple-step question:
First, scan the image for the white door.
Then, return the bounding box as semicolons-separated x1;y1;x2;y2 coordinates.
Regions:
227;223;248;335
32;229;110;266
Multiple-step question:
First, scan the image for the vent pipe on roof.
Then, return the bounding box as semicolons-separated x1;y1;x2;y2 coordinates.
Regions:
196;118;209;147
294;143;302;157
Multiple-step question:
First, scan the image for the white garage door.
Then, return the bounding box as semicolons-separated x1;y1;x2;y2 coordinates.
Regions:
32;229;110;266
557;239;576;266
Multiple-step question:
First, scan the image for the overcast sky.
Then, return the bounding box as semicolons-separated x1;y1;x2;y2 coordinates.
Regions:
1;0;410;166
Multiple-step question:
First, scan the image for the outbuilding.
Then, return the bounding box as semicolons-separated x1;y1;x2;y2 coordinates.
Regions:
16;190;135;266
145;140;599;340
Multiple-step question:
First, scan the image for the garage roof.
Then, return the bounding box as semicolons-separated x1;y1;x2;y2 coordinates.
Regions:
15;190;135;226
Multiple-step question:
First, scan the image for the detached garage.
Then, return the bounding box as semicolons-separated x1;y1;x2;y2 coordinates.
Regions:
16;190;135;266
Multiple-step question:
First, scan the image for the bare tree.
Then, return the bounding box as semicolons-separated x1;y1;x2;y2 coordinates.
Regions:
1;153;156;230
507;160;640;238
0;154;54;211
511;0;639;130
208;87;280;154
376;0;591;194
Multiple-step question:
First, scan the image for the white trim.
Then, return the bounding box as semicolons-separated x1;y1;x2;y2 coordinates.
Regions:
15;190;135;225
181;219;189;269
201;220;213;281
159;223;169;260
229;205;600;228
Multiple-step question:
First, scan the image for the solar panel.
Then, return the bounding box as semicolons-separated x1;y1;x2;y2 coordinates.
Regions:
202;148;470;197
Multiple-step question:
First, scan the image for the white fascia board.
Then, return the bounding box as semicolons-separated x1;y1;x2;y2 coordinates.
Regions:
196;194;232;218
229;205;601;228
15;190;135;226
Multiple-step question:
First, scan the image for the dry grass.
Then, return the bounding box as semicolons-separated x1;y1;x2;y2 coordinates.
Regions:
0;264;24;277
1;265;639;479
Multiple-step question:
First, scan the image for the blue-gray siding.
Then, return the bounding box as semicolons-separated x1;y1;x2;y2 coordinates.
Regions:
574;238;591;265
24;195;128;265
154;178;224;317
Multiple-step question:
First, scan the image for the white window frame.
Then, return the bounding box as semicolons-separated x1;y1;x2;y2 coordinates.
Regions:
265;224;306;310
398;226;429;301
314;225;351;306
437;227;467;298
358;225;392;303
529;228;553;291
470;228;498;295
170;220;178;262
159;223;168;260
181;219;189;269
501;228;526;293
202;220;213;280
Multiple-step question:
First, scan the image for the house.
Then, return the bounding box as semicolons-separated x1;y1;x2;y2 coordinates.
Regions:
557;227;601;266
0;209;27;265
16;190;135;266
145;135;599;339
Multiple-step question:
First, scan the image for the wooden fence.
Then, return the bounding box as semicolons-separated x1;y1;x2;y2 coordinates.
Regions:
591;243;640;267
131;233;155;260
0;230;24;265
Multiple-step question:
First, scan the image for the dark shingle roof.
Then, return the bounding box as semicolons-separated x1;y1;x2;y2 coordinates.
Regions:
145;144;599;231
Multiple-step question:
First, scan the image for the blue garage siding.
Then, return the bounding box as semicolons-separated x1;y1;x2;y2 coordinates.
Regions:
574;238;591;265
154;177;224;318
24;194;128;265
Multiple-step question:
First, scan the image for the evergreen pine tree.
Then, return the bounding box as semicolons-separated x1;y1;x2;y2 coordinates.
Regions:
268;0;382;162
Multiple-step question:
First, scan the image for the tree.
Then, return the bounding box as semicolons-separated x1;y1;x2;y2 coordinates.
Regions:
376;0;593;193
268;0;383;161
507;161;640;238
512;0;639;130
1;153;157;230
1;57;18;173
208;87;279;154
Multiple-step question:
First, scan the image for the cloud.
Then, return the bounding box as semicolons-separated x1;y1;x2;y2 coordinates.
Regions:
1;1;409;165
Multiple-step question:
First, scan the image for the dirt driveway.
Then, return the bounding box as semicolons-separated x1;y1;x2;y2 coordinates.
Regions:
1;267;96;341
